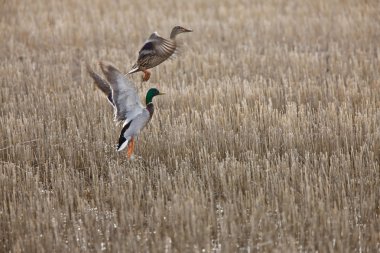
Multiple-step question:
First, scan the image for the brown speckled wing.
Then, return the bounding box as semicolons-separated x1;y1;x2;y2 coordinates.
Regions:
137;32;177;69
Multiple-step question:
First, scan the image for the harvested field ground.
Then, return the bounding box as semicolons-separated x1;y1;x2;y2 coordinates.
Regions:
0;0;379;252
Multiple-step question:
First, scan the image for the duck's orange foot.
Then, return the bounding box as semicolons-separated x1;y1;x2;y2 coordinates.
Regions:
142;70;151;82
127;138;135;159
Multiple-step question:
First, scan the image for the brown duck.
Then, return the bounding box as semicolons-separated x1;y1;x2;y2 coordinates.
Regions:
128;26;192;81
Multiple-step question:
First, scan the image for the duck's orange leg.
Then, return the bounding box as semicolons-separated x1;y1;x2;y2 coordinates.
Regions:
142;70;151;82
127;137;135;159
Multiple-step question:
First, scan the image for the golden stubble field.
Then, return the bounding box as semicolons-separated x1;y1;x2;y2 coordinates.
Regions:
1;0;379;252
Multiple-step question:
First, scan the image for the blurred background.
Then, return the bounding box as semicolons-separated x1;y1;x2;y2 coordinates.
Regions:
0;0;379;252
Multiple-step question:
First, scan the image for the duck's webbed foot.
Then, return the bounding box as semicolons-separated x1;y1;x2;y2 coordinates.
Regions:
127;137;135;159
142;70;151;82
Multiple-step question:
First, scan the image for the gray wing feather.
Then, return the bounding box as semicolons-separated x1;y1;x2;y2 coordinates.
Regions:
87;64;114;106
99;62;144;123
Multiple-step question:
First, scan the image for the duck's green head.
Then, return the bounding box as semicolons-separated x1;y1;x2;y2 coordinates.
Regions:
146;88;165;105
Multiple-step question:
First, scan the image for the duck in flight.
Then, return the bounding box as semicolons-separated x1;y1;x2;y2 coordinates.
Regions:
128;26;192;81
87;62;165;159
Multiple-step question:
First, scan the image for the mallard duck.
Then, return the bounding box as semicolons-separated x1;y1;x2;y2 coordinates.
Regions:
128;26;192;81
87;62;165;159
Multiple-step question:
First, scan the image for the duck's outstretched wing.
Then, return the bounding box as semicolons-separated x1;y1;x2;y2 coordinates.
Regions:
137;32;177;67
99;62;145;123
86;64;114;106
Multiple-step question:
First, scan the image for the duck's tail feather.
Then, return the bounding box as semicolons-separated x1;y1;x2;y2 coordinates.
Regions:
128;64;140;74
117;138;129;152
116;121;132;151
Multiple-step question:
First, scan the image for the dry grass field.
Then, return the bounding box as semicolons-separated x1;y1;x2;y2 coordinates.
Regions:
1;0;380;252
